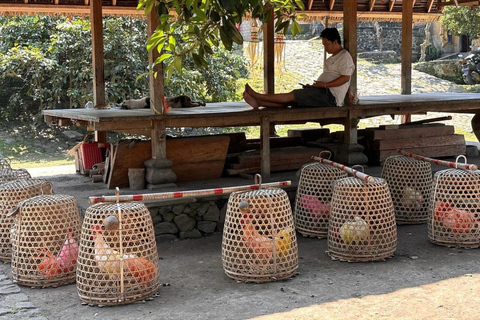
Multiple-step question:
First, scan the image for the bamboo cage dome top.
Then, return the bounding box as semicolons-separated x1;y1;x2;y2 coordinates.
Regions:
0;0;467;22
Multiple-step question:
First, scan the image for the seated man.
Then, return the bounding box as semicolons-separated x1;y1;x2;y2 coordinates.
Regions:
243;27;355;109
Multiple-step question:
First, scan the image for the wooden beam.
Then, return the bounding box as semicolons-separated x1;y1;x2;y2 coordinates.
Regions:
260;116;271;179
329;0;336;10
344;0;357;145
294;10;441;22
263;8;274;94
389;0;396;11
147;9;163;115
426;0;435;12
401;0;413;123
90;0;105;108
401;0;413;96
0;4;145;16
369;0;376;11
307;0;315;10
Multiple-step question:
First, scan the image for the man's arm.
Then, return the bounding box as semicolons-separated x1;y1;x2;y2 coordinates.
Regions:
312;75;351;89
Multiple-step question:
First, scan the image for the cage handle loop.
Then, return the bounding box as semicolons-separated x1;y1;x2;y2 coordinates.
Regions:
351;165;365;173
318;150;332;160
254;174;262;189
455;155;467;168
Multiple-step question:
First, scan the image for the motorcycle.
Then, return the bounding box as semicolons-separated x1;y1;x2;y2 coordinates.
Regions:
459;48;480;84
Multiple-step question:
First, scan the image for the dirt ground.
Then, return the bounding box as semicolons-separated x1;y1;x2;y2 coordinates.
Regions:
4;156;480;320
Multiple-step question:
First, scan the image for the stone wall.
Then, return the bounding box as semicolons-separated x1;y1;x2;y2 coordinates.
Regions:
413;59;464;84
357;22;432;62
149;190;297;242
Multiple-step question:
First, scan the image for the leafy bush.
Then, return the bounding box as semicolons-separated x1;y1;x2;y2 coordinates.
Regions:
0;15;248;127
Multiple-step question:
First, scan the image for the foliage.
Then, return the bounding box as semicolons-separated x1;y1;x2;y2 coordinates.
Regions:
441;6;480;40
137;0;305;79
0;15;247;125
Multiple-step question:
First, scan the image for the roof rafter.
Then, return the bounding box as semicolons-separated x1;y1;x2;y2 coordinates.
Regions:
307;0;314;10
389;0;395;12
329;0;336;10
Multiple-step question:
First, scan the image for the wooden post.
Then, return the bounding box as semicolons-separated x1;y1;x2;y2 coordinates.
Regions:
147;9;164;116
260;116;271;179
90;0;106;143
263;9;277;138
263;10;274;95
337;0;367;165
401;0;413;123
144;6;176;187
343;0;357;144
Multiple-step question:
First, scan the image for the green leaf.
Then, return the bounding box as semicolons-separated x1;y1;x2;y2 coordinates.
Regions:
219;26;233;51
291;20;301;36
155;53;172;64
295;0;305;10
172;57;182;73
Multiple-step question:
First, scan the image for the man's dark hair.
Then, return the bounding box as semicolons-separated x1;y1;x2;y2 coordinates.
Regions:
320;28;342;44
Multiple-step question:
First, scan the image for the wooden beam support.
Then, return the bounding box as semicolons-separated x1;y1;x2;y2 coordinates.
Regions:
343;0;357;107
344;0;358;144
369;0;376;11
260;116;271;179
147;8;163;115
263;8;274;95
401;0;413;96
401;0;413;124
90;0;106;143
389;0;396;12
90;0;105;108
329;0;336;10
307;0;315;10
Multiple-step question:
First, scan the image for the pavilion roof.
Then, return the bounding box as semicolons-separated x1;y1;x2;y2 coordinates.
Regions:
0;0;466;21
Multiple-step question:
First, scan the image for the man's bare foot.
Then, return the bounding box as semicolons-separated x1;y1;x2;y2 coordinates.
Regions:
245;83;255;96
243;91;259;109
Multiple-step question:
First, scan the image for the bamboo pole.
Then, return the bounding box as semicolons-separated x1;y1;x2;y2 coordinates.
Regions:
311;156;376;183
89;181;292;203
397;149;478;170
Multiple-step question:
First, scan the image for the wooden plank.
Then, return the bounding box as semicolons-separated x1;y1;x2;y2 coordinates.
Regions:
108;136;230;188
374;134;465;150
365;125;455;140
369;0;376;11
374;144;467;162
287;128;330;144
232;146;325;167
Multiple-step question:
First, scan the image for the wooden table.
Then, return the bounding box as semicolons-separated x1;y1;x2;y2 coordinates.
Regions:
43;93;480;178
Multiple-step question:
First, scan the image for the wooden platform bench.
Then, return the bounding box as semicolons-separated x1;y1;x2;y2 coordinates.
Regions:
43;92;480;180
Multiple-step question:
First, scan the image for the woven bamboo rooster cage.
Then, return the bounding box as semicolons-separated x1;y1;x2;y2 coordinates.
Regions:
10;194;82;287
294;155;348;238
0;168;31;184
327;177;397;262
76;194;160;306
0;158;11;170
222;177;298;283
428;164;480;248
381;155;433;224
0;179;53;262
